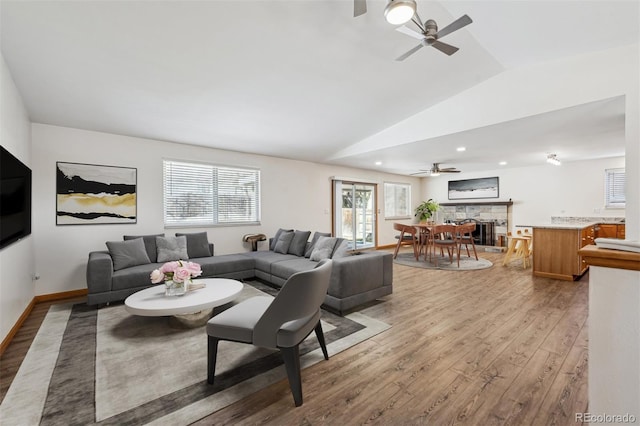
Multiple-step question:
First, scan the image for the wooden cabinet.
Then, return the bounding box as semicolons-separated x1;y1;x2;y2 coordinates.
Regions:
596;224;618;238
532;225;594;281
596;223;626;239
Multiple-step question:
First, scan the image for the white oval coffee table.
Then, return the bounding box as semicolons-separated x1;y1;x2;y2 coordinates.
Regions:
124;278;244;324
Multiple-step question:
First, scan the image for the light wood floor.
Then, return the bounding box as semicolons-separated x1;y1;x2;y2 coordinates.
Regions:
0;250;588;425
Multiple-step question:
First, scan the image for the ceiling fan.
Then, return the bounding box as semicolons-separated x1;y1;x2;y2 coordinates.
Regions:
396;14;473;60
354;0;367;17
412;163;461;176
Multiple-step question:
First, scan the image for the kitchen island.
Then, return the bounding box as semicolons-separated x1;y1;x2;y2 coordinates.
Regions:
521;221;625;281
530;223;595;280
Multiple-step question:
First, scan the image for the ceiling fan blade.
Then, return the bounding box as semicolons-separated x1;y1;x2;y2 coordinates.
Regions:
354;0;367;17
439;167;458;171
441;169;461;173
436;14;472;39
396;25;425;40
396;43;424;61
431;40;459;56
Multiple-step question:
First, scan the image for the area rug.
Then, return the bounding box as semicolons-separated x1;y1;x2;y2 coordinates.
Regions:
0;281;390;425
393;252;493;270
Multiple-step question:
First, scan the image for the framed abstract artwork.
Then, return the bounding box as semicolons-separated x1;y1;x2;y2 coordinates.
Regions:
448;177;499;200
56;162;137;225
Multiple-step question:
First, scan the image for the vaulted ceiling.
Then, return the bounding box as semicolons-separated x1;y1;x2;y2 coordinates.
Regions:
1;1;638;175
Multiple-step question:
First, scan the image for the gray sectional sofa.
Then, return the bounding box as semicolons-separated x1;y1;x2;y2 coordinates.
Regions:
86;230;393;315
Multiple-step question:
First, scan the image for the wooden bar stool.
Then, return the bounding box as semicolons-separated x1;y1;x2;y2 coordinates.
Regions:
503;230;532;268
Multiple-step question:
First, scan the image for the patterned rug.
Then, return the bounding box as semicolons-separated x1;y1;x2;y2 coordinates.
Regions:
0;281;390;425
393;252;493;271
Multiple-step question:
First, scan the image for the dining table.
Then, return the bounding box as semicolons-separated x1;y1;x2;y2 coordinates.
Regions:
411;222;458;262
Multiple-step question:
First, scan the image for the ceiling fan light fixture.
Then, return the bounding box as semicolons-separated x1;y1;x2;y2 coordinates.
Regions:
384;0;416;25
430;171;440;177
547;154;561;166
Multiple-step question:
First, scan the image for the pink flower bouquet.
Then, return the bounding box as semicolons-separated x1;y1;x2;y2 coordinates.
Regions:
150;260;202;284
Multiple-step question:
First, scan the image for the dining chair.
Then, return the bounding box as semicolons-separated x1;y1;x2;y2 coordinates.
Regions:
206;260;333;407
393;223;420;260
429;224;459;267
456;222;478;264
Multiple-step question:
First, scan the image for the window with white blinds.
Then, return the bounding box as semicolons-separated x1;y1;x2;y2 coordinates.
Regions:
163;160;260;226
604;168;625;209
384;182;411;219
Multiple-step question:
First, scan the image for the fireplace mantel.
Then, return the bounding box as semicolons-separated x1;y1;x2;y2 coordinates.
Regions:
439;201;513;207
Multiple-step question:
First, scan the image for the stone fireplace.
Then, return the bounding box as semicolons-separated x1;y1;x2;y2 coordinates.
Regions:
438;202;512;246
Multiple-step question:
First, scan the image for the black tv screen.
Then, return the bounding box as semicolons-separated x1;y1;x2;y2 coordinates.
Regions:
1;145;32;249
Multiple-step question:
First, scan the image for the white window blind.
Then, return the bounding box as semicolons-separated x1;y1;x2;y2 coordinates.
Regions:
164;160;260;226
604;168;625;208
384;182;411;218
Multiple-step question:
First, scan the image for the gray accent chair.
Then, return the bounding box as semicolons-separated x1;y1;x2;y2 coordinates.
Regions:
206;260;333;407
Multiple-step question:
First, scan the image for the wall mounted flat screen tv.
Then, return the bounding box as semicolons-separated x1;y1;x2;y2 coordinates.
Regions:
1;145;32;249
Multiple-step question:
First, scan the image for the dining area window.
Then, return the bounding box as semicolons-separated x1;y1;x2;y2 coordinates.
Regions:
384;182;411;219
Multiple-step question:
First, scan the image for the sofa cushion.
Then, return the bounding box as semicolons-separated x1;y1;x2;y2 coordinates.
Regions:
106;238;151;271
274;231;294;254
332;239;351;258
304;231;331;258
270;228;293;251
124;234;164;263
243;251;299;273
175;232;211;258
111;262;158;291
310;236;338;261
193;254;255;277
287;230;311;257
270;257;317;280
156;235;189;262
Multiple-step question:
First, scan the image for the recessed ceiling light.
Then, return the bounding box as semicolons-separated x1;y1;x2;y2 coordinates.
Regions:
375;161;382;166
546;154;561;166
456;147;466;152
499;161;507;166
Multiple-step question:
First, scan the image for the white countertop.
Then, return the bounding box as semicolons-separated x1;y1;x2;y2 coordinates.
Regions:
517;222;598;230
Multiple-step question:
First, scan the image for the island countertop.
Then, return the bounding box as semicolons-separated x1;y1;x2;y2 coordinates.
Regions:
516;222;599;230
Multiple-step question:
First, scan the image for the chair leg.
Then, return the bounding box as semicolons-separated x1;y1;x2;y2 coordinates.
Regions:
207;336;219;385
393;237;402;259
281;345;303;407
314;321;329;360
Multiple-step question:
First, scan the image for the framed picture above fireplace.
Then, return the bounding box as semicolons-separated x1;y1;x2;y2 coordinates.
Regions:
448;177;499;200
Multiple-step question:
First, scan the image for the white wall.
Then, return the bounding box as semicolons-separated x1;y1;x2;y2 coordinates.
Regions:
0;54;34;342
422;156;626;229
31;123;422;296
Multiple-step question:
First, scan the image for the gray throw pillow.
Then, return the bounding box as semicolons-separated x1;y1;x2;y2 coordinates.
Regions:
106;238;151;271
310;236;338;261
304;231;331;258
156;235;189;262
274;231;295;254
287;230;311;257
123;234;164;263
175;232;211;258
270;228;293;251
331;239;351;258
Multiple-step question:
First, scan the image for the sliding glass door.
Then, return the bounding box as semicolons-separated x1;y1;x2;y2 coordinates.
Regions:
333;180;376;250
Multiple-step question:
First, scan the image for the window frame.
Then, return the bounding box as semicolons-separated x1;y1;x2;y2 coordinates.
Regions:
383;182;412;220
163;159;261;228
604;168;625;209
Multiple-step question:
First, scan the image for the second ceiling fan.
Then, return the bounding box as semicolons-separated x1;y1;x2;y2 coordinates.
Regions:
396;14;473;60
353;0;472;60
